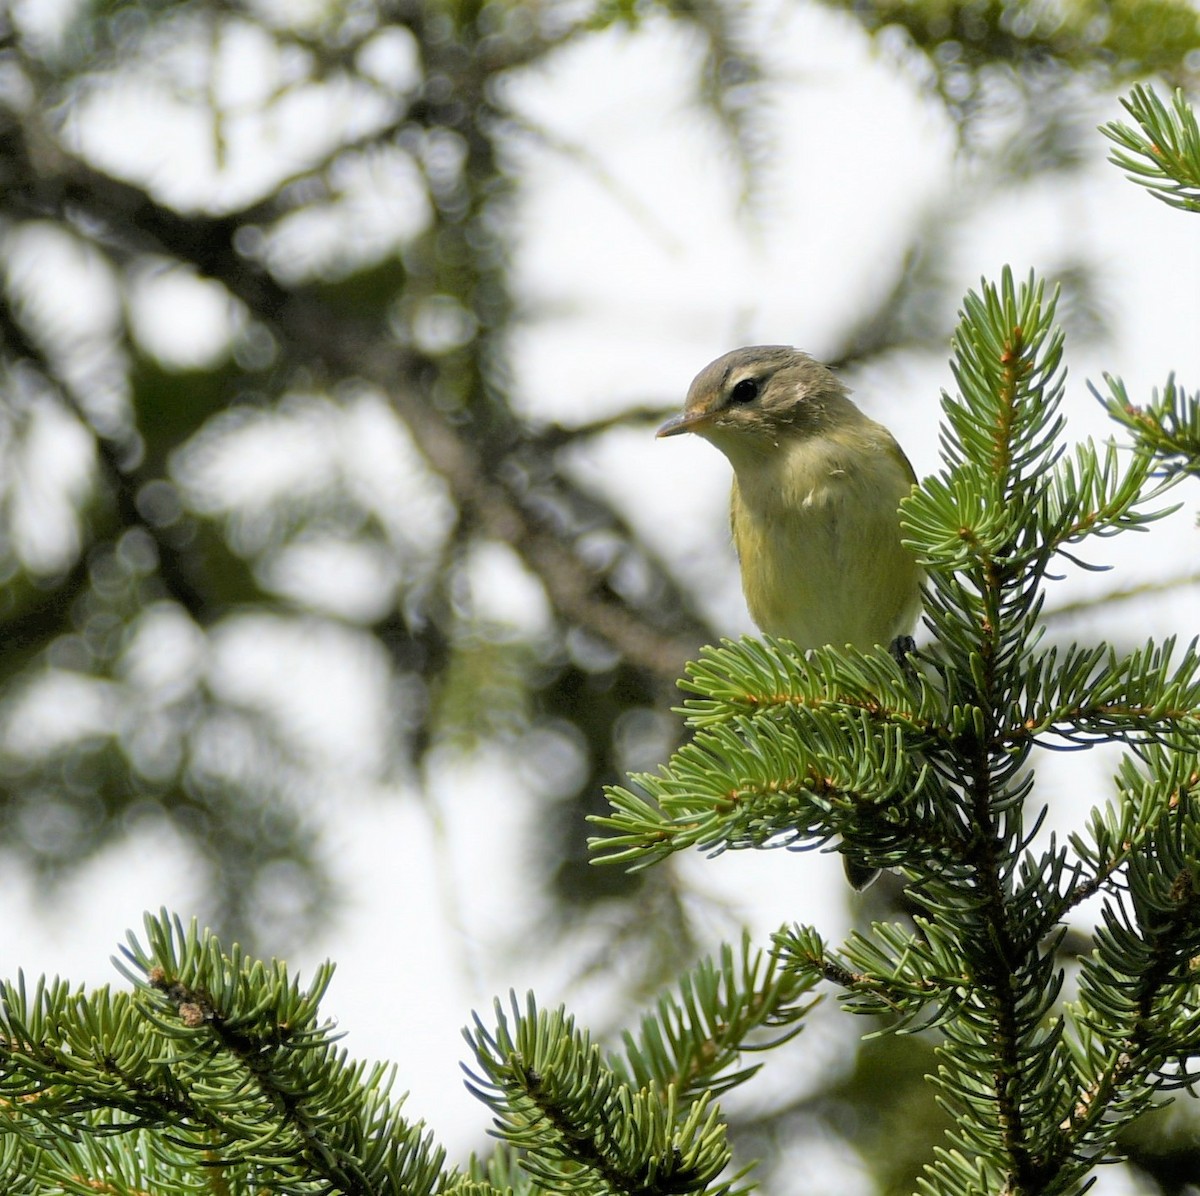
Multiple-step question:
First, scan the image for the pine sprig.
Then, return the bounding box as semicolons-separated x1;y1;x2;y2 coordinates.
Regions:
1017;636;1200;746
1102;84;1200;212
1097;372;1200;477
594;710;929;869
905;268;1067;655
611;933;819;1100
677;637;943;731
1029;804;1200;1185
938;270;1067;486
774;921;955;1026
1077;804;1200;1055
0;911;452;1196
458;938;818;1196
1040;436;1177;558
1067;739;1200;909
463;993;749;1196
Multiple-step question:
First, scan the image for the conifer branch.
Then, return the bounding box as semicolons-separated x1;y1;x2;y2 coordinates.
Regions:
611;935;818;1101
581;251;1200;1193
464;993;748;1196
1102;85;1200;213
1096;373;1200;477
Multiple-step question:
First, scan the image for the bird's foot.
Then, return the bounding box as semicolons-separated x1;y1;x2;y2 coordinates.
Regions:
888;634;919;683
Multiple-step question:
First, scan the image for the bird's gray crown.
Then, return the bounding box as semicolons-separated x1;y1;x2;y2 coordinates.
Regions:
686;346;799;403
685;346;847;420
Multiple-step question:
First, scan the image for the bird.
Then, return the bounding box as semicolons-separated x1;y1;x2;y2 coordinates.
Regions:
658;346;921;652
657;345;923;886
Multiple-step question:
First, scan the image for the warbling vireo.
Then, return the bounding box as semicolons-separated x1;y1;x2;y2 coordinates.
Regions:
658;346;923;888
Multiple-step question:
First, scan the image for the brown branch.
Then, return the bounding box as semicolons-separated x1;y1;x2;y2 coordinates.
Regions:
365;346;702;686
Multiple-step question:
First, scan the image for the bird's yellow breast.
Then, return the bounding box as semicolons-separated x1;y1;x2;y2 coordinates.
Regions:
730;425;921;651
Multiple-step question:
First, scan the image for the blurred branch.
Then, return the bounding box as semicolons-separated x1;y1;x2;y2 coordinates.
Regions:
0;554;90;674
374;348;702;685
0;243;231;628
528;405;676;451
1043;570;1200;625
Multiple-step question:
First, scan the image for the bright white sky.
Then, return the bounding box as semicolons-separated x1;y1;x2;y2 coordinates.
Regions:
3;3;1200;1189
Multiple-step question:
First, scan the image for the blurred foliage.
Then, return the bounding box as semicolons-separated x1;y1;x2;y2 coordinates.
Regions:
3;0;1200;1189
824;0;1200;118
1;0;731;952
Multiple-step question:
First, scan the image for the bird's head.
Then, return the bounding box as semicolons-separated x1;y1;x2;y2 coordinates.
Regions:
657;346;853;459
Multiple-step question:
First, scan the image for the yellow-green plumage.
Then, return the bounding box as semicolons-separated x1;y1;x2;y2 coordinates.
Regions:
659;346;922;653
730;421;919;650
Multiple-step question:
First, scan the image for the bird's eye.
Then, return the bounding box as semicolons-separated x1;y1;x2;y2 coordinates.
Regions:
729;378;759;404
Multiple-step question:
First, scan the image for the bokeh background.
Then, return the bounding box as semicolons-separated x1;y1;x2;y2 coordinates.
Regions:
3;0;1200;1191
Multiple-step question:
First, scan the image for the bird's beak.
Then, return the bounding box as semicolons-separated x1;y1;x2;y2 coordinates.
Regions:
656;409;714;438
